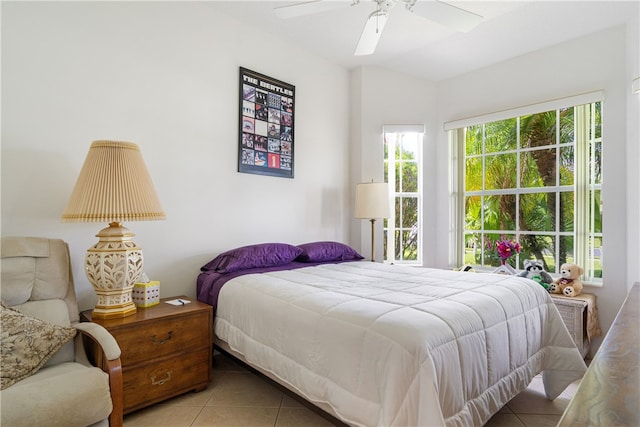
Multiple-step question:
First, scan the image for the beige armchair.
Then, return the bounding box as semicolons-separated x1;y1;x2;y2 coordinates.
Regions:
1;236;123;427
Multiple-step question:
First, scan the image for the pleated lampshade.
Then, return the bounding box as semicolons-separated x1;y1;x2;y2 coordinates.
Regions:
62;140;166;223
62;140;165;319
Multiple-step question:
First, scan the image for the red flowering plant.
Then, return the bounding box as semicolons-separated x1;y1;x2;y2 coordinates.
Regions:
486;236;521;266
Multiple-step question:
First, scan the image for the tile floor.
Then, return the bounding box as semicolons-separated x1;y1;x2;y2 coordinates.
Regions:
123;352;581;427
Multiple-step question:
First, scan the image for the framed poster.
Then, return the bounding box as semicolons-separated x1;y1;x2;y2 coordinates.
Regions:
239;67;295;178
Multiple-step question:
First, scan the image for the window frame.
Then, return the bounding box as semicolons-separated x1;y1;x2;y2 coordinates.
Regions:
383;125;424;265
446;92;604;285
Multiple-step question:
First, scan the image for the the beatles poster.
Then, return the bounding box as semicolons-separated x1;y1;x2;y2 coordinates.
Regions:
239;67;295;178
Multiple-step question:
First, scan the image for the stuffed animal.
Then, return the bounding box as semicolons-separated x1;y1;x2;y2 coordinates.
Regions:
518;259;553;290
549;263;584;297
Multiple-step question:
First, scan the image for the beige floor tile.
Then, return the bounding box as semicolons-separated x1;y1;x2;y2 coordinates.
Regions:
123;404;202;426
280;392;305;408
483;413;526;427
275;407;339;427
192;406;279;427
496;404;514;414
559;378;582;399
506;384;571;415
517;414;563;427
208;371;284;407
160;387;215;407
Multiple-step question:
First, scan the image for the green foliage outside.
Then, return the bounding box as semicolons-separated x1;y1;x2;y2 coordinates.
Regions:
464;104;602;277
383;133;420;262
382;104;602;277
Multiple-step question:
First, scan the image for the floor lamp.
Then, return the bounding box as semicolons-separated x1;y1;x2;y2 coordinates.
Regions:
355;181;390;262
62;140;166;319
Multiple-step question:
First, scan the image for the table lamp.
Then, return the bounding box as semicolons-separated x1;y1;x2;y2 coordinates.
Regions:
62;140;165;319
354;181;390;262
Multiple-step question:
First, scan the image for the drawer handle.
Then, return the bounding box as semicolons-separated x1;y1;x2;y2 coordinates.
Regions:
150;371;173;386
151;331;174;345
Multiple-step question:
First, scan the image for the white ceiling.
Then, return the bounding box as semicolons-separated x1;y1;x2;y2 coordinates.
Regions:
208;0;639;81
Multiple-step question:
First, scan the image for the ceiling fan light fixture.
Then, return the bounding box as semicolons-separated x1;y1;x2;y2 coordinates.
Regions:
354;10;388;56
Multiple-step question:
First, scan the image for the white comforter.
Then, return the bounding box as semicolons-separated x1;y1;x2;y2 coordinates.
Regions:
214;262;587;427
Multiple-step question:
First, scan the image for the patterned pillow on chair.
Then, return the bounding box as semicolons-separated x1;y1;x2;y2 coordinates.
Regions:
0;301;76;390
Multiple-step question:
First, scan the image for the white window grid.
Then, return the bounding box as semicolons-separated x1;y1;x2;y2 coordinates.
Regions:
383;129;424;265
452;102;602;283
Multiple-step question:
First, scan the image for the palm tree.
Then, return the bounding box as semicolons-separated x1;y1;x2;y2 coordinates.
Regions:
464;110;576;272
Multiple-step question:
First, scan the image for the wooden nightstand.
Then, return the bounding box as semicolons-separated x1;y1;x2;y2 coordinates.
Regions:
81;296;213;414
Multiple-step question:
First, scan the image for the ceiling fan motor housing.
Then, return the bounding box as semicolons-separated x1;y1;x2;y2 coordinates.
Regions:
377;0;397;13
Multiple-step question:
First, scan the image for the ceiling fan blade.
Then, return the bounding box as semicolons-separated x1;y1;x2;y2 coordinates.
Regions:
274;1;350;19
409;0;482;32
354;11;388;56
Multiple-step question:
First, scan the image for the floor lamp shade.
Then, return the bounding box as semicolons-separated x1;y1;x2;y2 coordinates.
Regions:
355;182;390;262
355;182;390;219
62;141;166;319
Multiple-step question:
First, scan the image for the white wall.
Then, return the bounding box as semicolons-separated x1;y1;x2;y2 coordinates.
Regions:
1;2;351;310
434;24;639;346
626;10;640;289
349;66;438;264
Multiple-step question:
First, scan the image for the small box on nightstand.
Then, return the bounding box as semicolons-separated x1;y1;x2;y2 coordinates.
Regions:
132;281;160;307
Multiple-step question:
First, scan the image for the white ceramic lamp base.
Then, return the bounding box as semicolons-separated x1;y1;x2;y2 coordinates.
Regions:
85;222;142;319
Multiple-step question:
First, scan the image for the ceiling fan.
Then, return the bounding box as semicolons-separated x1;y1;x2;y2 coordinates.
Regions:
274;0;483;56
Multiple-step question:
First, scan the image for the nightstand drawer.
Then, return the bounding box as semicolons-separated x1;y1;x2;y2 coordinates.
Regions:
113;312;210;365
80;296;213;414
123;347;210;413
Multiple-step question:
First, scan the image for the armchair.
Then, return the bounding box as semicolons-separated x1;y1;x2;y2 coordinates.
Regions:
1;236;123;427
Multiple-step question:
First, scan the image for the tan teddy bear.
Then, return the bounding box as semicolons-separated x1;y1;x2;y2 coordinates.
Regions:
549;263;584;297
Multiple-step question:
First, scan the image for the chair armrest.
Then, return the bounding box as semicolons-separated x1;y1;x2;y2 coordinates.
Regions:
73;322;121;360
74;322;123;427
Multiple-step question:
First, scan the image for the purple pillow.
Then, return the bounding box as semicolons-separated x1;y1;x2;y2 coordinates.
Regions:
201;243;303;273
296;241;364;263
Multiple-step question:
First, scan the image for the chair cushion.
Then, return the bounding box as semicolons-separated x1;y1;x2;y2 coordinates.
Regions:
0;237;71;307
0;362;112;427
0;301;76;390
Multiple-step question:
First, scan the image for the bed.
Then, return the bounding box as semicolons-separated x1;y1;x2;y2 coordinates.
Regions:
197;242;587;427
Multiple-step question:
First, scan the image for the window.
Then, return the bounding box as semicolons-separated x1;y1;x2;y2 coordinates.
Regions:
448;96;602;283
383;125;424;265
